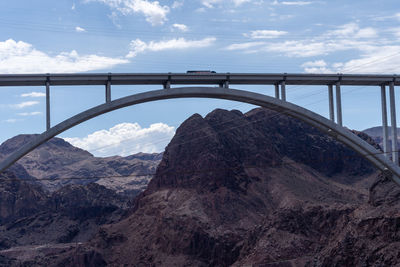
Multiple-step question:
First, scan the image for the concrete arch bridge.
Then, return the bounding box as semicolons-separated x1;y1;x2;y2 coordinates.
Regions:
0;72;399;186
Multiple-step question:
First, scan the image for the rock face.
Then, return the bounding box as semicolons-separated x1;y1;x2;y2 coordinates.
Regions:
0;170;128;252
3;108;399;266
0;133;162;264
66;108;396;266
148;108;374;194
310;172;400;266
0;171;47;225
0;135;161;194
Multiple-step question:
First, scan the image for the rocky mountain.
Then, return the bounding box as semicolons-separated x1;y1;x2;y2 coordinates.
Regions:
363;126;400;138
363;126;400;151
0;170;128;253
4;107;389;266
0;135;162;195
0;170;47;226
2;108;399;266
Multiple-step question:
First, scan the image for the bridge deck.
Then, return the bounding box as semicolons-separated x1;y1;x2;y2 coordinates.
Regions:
0;73;398;87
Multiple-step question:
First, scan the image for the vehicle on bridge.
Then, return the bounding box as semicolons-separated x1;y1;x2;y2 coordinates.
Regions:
186;70;216;74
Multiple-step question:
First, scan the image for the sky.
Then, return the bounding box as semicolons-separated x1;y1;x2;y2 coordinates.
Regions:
0;0;400;157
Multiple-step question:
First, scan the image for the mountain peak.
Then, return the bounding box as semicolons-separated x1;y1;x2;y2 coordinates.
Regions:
0;134;92;157
148;107;376;194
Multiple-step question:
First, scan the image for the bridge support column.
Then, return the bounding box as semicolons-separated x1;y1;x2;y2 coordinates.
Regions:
106;81;111;103
280;81;286;101
381;85;389;158
46;81;50;130
274;84;279;99
335;82;342;126
389;81;398;164
328;84;334;122
224;81;229;89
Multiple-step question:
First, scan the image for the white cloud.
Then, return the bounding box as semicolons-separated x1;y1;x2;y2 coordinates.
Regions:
172;23;188;32
302;46;400;74
64;122;175;157
225;41;265;50
326;23;358;37
229;23;382;58
326;23;377;39
233;0;251;6
301;60;327;68
225;22;400;74
172;0;184;8
355;28;377;38
201;0;223;8
75;26;86;32
273;0;312;5
264;40;329;57
301;60;333;73
245;30;287;39
72;3;76;10
263;38;379;57
372;12;400;22
91;0;170;26
11;101;40;109
387;27;400;38
269;13;294;20
333;46;400;74
17;111;42;116
281;1;311;5
108;11;122;28
20;92;46;98
126;37;216;58
3;119;18;123
201;0;250;8
0;39;129;73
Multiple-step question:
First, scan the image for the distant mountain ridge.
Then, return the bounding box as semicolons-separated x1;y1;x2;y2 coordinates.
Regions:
363;126;400;137
363;126;400;151
0;134;162;195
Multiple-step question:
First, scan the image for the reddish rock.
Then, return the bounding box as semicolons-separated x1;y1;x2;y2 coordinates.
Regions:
4;108;399;266
0;134;161;195
82;108;387;266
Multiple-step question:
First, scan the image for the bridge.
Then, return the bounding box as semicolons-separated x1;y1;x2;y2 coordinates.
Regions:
0;72;399;186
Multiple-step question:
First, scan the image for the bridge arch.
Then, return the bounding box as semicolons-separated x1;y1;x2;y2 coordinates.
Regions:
1;86;399;185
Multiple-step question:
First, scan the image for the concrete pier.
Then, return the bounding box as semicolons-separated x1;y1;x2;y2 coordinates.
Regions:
328;84;334;122
281;81;286;101
381;85;389;158
106;81;111;103
389;81;398;164
275;83;279;99
46;81;50;130
335;82;342;126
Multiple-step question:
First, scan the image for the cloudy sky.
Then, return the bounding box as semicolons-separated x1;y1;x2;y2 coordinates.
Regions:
0;0;399;156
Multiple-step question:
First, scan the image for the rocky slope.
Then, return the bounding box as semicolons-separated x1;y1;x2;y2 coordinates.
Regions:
0;171;47;226
17;107;391;266
309;172;400;266
3;108;398;266
0;170;128;253
0;135;161;195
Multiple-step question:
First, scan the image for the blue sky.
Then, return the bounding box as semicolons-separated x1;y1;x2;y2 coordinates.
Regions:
0;0;399;156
